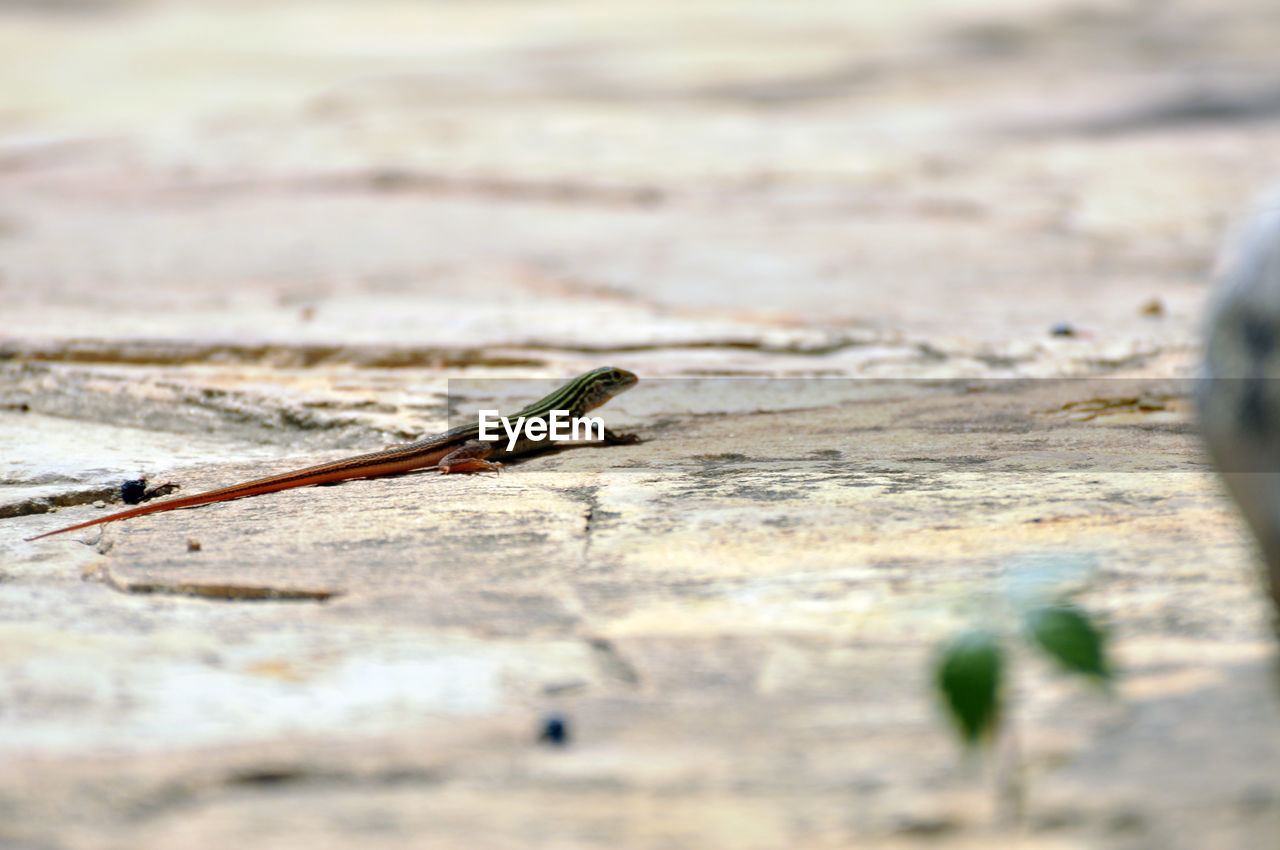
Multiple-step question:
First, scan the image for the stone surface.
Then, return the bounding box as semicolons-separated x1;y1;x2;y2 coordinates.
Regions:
3;0;1280;847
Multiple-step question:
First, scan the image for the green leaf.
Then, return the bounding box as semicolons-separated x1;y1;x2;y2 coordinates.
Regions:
936;630;1004;745
1025;605;1111;681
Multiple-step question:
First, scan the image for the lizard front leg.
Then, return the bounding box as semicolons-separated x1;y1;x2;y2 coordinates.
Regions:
602;428;641;445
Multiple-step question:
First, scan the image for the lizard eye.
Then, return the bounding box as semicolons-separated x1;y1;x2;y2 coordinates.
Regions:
603;367;638;389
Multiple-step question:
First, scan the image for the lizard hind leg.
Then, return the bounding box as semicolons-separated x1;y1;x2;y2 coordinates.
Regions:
437;440;503;475
438;458;504;475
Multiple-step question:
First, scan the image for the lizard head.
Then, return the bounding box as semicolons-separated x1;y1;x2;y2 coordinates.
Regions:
576;366;638;411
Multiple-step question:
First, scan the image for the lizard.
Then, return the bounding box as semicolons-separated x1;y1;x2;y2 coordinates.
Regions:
24;366;639;541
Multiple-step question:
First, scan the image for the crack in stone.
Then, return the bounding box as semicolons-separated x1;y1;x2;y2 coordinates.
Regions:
125;765;446;821
0;338;547;369
1;486;120;520
580;487;600;571
92;564;343;603
158;169;667;208
2;363;403;447
8;333;1169;373
0;333;893;368
585;636;641;687
519;335;882;357
224;765;443;788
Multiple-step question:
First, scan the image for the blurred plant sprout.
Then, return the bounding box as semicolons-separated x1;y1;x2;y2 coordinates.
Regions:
937;630;1004;744
936;603;1111;747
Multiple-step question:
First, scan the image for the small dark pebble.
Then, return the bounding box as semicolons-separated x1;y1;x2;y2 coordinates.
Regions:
186;539;202;553
538;714;569;746
1050;322;1076;337
120;479;148;505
